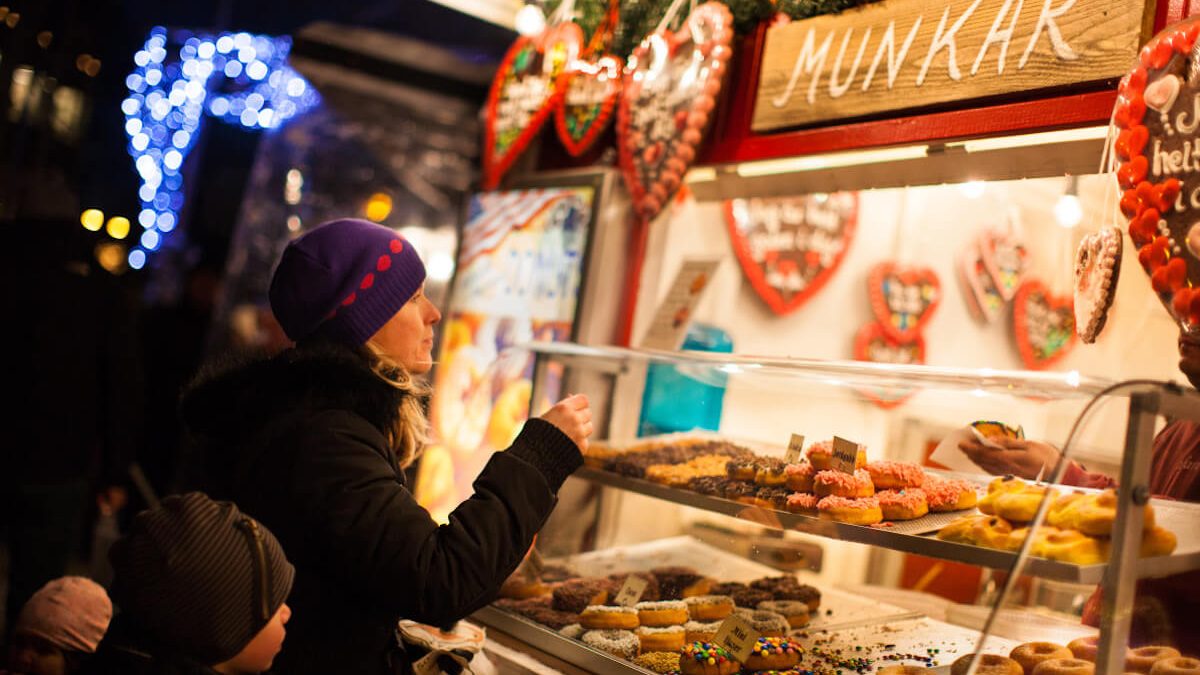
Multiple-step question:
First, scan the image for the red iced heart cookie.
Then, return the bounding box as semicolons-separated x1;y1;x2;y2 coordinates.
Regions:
483;22;583;188
618;2;733;220
1074;227;1124;344
555;54;623;157
852;321;925;409
724;194;858;315
979;229;1027;302
1013;280;1076;370
867;262;942;342
960;240;1006;324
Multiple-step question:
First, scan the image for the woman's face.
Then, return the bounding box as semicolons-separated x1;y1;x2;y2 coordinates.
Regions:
369;285;442;374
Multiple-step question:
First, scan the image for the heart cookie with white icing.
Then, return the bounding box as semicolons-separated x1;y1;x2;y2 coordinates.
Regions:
1073;227;1123;344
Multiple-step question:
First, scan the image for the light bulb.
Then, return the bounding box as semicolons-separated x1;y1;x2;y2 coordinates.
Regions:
1055;193;1083;228
515;4;545;36
958;180;986;199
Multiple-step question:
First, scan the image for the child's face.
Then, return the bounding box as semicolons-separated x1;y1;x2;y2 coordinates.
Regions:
216;603;290;674
6;632;67;675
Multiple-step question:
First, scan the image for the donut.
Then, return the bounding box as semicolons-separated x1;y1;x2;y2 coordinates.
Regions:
786;492;820;514
494;596;579;629
818;495;883;525
880;667;935;675
553;579;611;613
866;461;926;490
581;628;639;658
994;486;1059;524
726;458;758;481
773;583;820;611
1011;642;1074;675
785;462;815;492
683;619;722;643
636;600;689;627
723;481;760;505
1150;658;1200;675
755;458;789;487
1074;489;1155;537
679;642;740;675
609;572;661;602
732;608;790;637
542;564;576;583
635;651;682;674
1066;636;1099;662
806;440;867;471
979;475;1027;515
689;476;731;496
559;623;585;639
951;654;1026;675
1031;658;1095;675
684;595;734;621
757;600;810;628
636;625;686;652
923;477;979;512
743;636;801;671
652;566;710;600
579;605;640;630
814;469;875;498
500;576;549;599
754;486;791;510
877;488;930;521
1128;647;1182;674
729;587;773;608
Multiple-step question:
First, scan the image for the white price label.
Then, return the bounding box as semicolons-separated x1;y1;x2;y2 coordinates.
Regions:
712;613;759;663
831;436;860;474
613;575;649;607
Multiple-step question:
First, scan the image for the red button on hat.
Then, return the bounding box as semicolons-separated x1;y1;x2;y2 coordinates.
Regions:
360;273;375;289
377;255;391;272
389;239;404;253
342;292;356;306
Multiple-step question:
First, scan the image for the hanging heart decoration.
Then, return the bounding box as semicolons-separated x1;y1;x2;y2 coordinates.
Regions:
1013;280;1077;370
979;229;1028;301
853;321;925;409
555;55;623;156
960;242;1006;324
617;1;733;220
1113;20;1200;333
1074;227;1124;344
724;193;858;315
867;262;942;342
483;22;583;188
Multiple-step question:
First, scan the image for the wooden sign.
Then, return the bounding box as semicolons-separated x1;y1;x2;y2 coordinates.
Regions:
613;575;650;606
830;436;861;474
713;613;759;662
753;0;1146;132
785;434;805;463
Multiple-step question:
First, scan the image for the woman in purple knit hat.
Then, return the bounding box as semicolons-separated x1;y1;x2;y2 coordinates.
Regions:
180;219;591;674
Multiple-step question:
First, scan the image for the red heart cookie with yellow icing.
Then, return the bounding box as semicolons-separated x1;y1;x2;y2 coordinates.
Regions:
1013;280;1076;370
555;54;622;157
867;262;941;342
1074;227;1124;344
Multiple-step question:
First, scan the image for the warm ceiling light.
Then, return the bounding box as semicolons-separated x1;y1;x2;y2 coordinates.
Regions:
80;209;104;231
106;216;131;240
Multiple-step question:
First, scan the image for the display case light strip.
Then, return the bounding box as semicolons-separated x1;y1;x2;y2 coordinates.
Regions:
733;144;930;177
955;125;1109;153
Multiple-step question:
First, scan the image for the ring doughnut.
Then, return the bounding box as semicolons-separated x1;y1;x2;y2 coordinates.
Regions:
743;637;802;671
636;625;686;652
581;629;639;658
866;461;926;490
1031;658;1095;675
1066;636;1099;662
683;619;722;643
732;608;790;637
786;492;820;514
952;654;1026;675
1150;658;1200;675
1128;647;1182;674
680;642;740;675
651;566;712;600
684;595;734;621
814;469;875;498
553;579;611;613
559;623;584;639
818;495;883;525
785;462;815;492
877;489;930;521
757;600;810;628
636;600;688;627
635;651;682;674
579;605;639;630
924;477;979;512
806;440;867;471
1011;643;1074;675
726;458;758;481
880;667;934;675
755;458;789;487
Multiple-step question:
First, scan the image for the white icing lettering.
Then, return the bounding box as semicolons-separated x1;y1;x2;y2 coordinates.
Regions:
772;28;834;107
1019;0;1078;68
1176;93;1200;135
829;26;872;98
972;0;1026;76
918;0;985;86
1171;150;1185;174
862;18;923;91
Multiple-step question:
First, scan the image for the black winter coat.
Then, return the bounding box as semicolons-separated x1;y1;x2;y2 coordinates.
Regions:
83;615;220;675
180;343;582;674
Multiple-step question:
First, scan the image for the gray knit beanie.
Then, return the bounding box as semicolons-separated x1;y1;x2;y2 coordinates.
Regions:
109;492;294;666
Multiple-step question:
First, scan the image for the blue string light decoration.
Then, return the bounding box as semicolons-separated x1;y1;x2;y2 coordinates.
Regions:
122;27;320;270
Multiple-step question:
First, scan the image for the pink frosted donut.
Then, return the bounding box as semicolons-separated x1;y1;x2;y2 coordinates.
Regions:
784;462;815;492
786;492;819;514
877;489;929;520
814;469;875;498
924;477;980;512
817;495;883;525
866;461;926;490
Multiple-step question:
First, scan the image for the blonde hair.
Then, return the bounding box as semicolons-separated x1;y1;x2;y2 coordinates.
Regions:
363;341;431;469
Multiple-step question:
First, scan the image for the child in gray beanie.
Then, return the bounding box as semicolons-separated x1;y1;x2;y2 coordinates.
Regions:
4;576;111;675
83;492;294;675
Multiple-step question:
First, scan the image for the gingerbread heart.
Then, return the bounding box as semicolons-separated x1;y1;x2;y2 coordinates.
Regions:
555;54;623;157
483;23;583;188
979;229;1027;302
867;262;942;342
1074;227;1124;344
960;242;1005;324
1013;280;1076;370
1116;20;1200;333
853;321;924;409
724;193;858;315
617;2;733;220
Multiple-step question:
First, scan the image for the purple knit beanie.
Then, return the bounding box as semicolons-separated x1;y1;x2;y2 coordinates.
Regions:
269;218;426;346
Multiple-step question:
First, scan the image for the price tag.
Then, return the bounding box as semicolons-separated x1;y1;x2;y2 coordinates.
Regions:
613;575;649;607
412;652;442;675
785;434;805;464
712;613;759;663
830;436;861;474
519;547;544;582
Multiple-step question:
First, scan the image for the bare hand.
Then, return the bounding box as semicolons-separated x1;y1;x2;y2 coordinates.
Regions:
97;486;128;515
540;394;592;452
957;437;1062;481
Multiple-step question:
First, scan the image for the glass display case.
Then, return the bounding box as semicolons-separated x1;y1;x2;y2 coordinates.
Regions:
471;342;1200;675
